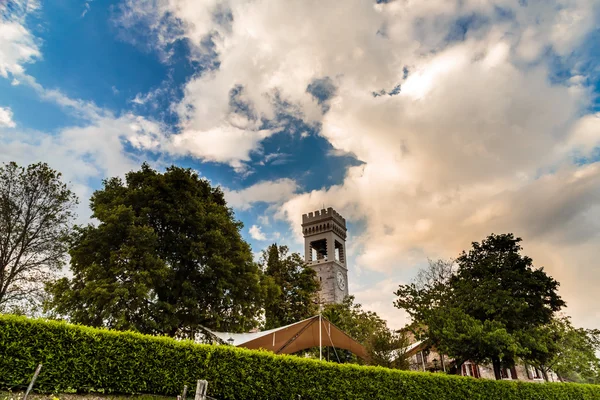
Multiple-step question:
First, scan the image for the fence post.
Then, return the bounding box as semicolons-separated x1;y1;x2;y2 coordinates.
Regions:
23;364;43;400
182;384;188;400
194;380;208;400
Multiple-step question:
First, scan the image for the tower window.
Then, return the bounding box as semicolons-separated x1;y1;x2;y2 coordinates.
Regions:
310;239;328;261
334;240;344;263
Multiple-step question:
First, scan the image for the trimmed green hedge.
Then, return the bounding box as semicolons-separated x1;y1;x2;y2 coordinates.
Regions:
1;315;600;399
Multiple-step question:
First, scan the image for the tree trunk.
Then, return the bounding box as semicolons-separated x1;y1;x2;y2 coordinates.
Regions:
541;367;549;382
492;357;502;380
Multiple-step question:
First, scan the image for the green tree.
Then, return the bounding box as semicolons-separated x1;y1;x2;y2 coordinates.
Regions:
526;316;600;383
47;164;263;336
395;234;565;379
322;296;409;368
261;244;319;329
366;327;410;369
0;162;77;312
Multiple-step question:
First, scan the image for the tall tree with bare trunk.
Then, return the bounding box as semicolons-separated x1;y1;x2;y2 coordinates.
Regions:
0;162;77;312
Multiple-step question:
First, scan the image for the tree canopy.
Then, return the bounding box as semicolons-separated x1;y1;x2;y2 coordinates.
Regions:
0;162;77;312
395;234;565;379
261;243;319;329
526;316;600;383
47;164;263;336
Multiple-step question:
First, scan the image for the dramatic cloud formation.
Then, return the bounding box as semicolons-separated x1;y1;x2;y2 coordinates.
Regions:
2;0;599;331
116;0;600;329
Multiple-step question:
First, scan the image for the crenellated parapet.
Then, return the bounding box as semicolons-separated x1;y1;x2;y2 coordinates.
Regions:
302;207;346;228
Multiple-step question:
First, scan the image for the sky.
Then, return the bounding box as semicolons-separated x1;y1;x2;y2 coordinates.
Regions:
1;0;600;330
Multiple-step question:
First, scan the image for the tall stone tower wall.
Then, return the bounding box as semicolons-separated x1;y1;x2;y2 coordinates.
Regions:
302;207;348;304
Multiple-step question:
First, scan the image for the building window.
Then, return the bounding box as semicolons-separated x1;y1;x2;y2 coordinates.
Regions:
415;351;428;365
501;367;518;380
462;363;480;378
526;365;543;380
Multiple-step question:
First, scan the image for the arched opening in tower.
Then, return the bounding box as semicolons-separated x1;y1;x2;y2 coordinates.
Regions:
334;240;344;263
309;239;328;261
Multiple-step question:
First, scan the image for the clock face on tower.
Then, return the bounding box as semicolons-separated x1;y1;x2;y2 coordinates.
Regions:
336;271;346;290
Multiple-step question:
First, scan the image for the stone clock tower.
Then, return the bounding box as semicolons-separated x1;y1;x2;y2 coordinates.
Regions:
302;207;348;304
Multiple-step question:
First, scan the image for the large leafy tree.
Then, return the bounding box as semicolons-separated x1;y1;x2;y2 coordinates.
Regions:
395;234;565;379
261;244;319;329
47;164;263;336
0;162;77;312
526;316;600;383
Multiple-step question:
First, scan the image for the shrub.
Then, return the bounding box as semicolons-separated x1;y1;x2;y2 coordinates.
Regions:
1;315;600;399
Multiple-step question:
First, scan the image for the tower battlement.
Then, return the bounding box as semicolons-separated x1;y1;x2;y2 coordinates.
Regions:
302;207;346;227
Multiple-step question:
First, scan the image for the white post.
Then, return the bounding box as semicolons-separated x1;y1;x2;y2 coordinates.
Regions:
441;354;446;372
319;313;322;361
23;364;42;400
195;380;208;400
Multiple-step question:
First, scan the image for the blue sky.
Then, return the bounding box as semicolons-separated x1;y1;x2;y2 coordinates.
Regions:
1;0;600;329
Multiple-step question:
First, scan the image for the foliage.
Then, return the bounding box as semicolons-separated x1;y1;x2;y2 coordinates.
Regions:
260;244;319;330
395;234;565;379
46;164;263;336
0;162;77;312
322;296;409;368
323;296;387;345
366;327;411;369
527;316;600;384
2;315;600;400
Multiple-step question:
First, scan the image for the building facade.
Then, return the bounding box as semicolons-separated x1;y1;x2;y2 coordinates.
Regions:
302;207;349;304
405;339;560;382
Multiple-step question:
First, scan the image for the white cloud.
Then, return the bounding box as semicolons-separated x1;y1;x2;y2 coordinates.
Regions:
249;224;267;241
560;113;600;158
223;178;298;210
0;107;16;128
169;125;275;172
0;20;40;78
0;111;165;221
81;0;93;18
1;74;166;184
352;278;410;330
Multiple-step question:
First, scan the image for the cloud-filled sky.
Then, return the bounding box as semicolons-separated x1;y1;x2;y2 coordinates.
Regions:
1;0;600;330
